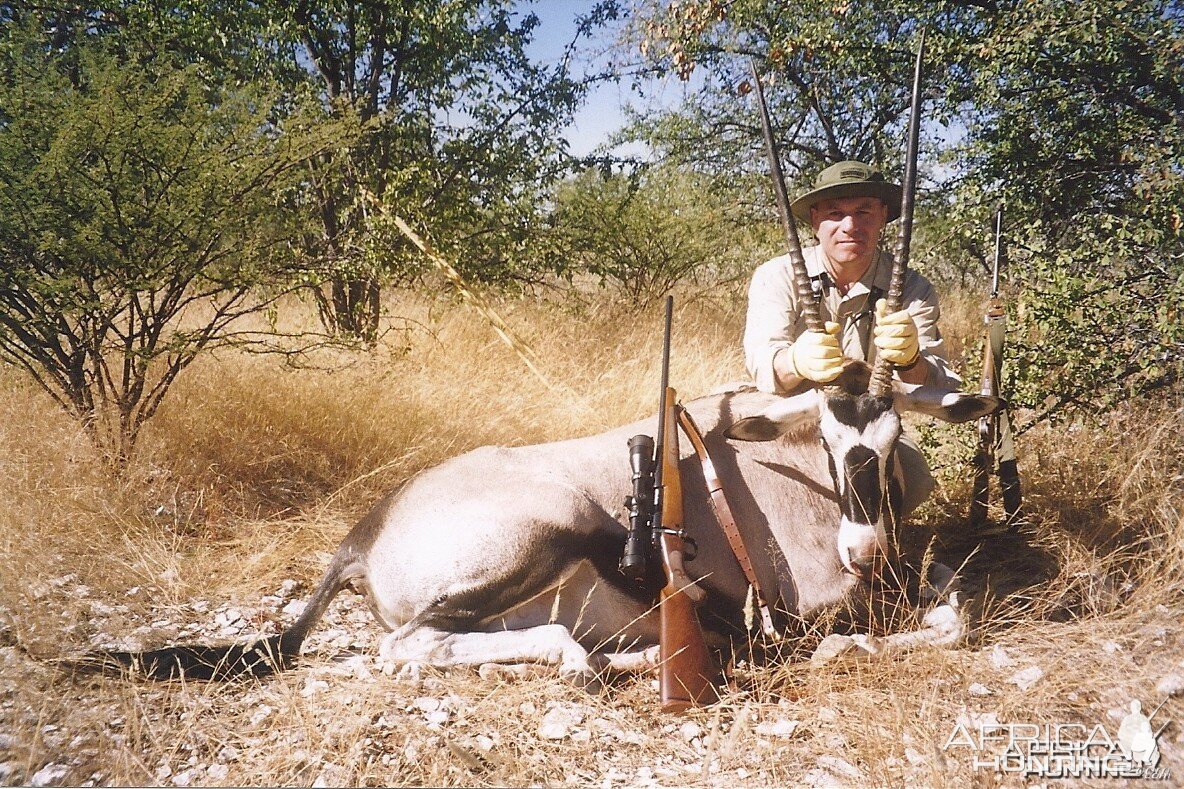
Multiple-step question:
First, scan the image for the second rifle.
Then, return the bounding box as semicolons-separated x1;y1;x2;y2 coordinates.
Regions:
970;203;1023;528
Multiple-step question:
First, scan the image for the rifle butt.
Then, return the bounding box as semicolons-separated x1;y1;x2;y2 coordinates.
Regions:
659;587;721;713
999;458;1023;522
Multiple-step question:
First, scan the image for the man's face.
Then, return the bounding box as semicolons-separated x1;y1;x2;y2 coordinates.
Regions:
810;195;889;266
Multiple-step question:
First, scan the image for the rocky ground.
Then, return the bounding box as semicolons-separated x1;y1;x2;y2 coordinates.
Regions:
2;574;1183;787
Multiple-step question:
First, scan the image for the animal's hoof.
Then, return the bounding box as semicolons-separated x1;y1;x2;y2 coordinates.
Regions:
382;660;423;681
810;633;881;667
478;663;547;681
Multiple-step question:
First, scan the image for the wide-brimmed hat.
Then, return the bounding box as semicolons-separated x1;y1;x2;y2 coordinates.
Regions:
790;160;902;223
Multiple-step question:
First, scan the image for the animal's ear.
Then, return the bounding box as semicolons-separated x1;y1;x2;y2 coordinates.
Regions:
726;390;822;442
893;384;1005;424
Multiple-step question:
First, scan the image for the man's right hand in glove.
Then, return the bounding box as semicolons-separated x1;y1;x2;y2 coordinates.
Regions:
777;321;844;385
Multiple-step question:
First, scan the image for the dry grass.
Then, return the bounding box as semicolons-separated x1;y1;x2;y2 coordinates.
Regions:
1;288;1182;788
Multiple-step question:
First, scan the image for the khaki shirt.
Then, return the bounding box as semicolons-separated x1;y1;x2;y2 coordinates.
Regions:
744;246;960;393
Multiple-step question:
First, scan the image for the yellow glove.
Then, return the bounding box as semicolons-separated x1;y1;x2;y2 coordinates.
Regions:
789;321;844;383
873;299;921;367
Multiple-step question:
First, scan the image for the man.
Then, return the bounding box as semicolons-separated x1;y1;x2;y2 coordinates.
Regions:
744;160;958;513
744;160;959;394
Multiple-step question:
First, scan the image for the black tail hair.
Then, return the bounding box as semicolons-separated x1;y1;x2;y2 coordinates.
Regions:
59;550;362;681
65;632;297;680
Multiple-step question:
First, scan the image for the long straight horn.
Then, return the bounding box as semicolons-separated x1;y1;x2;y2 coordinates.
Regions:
870;31;926;398
749;58;824;332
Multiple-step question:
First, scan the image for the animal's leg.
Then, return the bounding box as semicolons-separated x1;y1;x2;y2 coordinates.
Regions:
478;645;659;686
596;644;661;674
378;623;595;681
811;564;966;666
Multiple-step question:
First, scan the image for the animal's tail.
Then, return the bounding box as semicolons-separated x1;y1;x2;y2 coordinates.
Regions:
61;550;365;681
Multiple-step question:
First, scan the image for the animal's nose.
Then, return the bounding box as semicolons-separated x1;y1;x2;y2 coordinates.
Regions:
837;518;886;580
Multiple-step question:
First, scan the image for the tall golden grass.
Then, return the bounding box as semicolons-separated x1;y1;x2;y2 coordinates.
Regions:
1;287;1181;787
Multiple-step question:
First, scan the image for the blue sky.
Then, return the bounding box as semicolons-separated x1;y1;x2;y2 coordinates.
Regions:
524;1;701;158
525;1;636;157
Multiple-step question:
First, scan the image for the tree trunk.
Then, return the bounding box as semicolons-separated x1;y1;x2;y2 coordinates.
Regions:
330;275;381;344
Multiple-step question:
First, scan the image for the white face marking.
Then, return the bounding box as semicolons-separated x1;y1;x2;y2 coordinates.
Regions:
818;406;901;509
837;515;889;576
818;399;902;574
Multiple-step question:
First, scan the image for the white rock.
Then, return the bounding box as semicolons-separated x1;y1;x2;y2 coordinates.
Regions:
170;768;193;787
817;755;862;779
956;709;1000;730
0;763;18;783
817;706;839;723
904;746;927;766
1102;640;1122;653
1157;670;1184;697
989;645;1015;668
1009;666;1044;691
301;680;329;698
217;746;239;762
282;600;306;618
754;718;800;738
312;763;348;788
29;763;70;787
679;721;703;742
413;697;441;713
538;706;584;741
801;768;844;788
249;704;273;726
968;683;993;696
206;764;229;781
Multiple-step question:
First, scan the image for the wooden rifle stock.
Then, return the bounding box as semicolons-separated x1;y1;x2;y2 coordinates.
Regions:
657;387;721;713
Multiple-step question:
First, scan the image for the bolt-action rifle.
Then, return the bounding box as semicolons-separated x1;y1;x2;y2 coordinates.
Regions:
620;296;721;712
970;203;1023;528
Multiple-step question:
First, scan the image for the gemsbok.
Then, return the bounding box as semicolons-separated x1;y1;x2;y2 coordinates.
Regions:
79;295;1002;687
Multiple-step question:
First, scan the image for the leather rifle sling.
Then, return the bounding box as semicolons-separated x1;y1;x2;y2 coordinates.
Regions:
676;406;778;637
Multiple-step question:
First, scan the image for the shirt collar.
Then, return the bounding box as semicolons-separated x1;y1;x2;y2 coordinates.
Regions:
801;246;893;299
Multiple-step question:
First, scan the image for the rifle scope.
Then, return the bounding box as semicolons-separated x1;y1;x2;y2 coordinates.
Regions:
620;433;656;581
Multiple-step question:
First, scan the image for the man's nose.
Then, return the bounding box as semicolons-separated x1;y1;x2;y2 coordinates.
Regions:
838;213;857;232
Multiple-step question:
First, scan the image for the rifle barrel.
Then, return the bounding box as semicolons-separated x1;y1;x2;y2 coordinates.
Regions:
652;296;674;525
992;202;1004;299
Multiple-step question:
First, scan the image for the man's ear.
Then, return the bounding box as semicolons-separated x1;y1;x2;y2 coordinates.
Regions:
893;383;1005;423
726;390;823;442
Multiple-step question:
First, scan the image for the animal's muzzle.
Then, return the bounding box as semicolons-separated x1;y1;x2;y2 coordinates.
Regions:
837;517;887;581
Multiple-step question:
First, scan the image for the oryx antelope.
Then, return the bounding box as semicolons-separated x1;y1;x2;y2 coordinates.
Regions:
83;307;1001;685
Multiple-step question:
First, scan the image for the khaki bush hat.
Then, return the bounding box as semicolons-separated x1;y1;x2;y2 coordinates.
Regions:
790;160;903;223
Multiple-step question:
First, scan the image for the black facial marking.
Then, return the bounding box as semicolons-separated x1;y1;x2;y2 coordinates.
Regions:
843;444;882;525
726;415;783;442
826;392;895;428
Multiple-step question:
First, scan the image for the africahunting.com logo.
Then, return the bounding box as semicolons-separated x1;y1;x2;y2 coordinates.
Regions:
943;698;1171;780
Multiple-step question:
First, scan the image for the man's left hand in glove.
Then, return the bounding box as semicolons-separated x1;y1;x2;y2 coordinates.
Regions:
873;299;921;370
